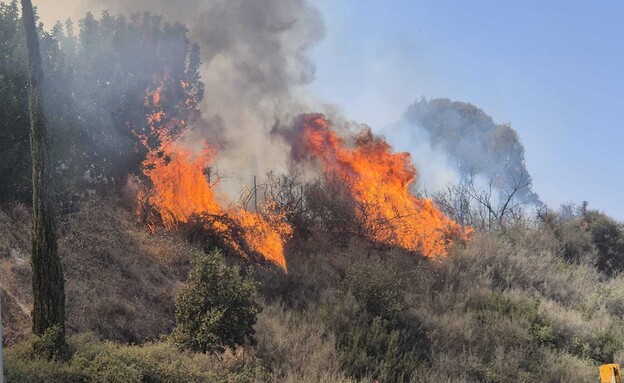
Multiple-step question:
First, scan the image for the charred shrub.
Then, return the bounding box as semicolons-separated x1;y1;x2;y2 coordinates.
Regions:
261;171;315;236
305;175;358;243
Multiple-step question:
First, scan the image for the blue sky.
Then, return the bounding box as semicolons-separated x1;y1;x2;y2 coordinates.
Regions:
310;0;624;220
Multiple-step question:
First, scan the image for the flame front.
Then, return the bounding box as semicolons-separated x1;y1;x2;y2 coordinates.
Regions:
295;114;470;257
137;79;292;270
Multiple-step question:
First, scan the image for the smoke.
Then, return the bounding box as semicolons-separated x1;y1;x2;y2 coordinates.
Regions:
67;0;325;193
382;119;458;195
36;1;536;208
385;98;541;204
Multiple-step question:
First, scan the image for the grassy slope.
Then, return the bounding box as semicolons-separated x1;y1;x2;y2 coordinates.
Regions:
1;198;623;382
0;199;194;345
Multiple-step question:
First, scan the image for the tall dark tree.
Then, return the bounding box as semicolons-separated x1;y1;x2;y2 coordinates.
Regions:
20;0;66;347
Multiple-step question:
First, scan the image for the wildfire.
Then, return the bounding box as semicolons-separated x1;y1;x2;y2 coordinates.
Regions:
137;79;292;270
291;114;470;257
137;76;465;266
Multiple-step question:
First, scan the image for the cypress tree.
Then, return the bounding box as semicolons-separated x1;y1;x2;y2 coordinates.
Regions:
20;0;66;348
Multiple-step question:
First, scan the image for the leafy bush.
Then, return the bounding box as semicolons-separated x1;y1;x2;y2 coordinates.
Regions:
335;313;427;383
584;211;624;276
171;250;262;353
32;324;70;361
344;260;407;321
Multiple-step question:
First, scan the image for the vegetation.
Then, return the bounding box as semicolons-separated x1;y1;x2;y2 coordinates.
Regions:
0;1;203;203
402;98;541;204
3;194;624;382
1;4;624;383
171;250;261;354
5;333;269;383
20;0;66;355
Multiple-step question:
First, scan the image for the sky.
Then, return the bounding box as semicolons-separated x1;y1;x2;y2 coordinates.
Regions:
33;0;624;220
310;0;624;220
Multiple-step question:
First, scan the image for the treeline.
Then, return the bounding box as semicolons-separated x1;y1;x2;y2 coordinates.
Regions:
0;1;203;203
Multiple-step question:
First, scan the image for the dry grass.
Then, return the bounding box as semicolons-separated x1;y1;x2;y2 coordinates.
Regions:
2;196;624;382
0;198;196;346
0;203;34;345
255;302;356;383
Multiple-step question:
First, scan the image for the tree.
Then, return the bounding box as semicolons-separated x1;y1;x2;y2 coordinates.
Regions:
59;12;204;192
402;98;541;205
20;0;66;352
172;250;261;353
0;0;31;203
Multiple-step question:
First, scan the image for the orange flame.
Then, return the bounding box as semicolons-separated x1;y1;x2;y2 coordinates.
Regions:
237;209;291;271
142;142;221;229
294;114;470;257
137;79;292;270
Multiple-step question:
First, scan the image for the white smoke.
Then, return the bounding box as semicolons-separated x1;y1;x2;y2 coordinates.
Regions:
382;120;459;195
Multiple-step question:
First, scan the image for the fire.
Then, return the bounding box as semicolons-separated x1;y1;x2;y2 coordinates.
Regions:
292;114;470;257
137;79;292;270
141;142;221;230
237;209;291;271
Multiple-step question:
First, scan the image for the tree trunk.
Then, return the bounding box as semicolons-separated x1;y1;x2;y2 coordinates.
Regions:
20;0;66;345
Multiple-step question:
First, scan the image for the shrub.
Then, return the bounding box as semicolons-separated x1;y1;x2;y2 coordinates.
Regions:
171;249;262;353
4;333;269;382
344;260;406;322
584;211;624;276
331;260;430;382
335;314;426;383
255;302;355;382
32;325;70;361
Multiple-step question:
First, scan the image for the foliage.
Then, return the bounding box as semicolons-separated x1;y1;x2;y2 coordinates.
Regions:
0;4;204;203
334;312;427;383
584;210;624;276
3;199;624;382
331;260;429;382
32;324;69;361
20;0;67;354
171;250;262;353
5;333;269;383
539;204;624;276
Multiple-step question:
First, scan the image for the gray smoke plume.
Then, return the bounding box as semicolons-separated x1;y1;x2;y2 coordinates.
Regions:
57;0;325;194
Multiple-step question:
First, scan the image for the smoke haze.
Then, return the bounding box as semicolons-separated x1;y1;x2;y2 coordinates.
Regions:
385;98;541;204
32;1;539;206
38;0;325;194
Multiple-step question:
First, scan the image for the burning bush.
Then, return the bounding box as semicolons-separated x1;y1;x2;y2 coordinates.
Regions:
135;78;293;271
261;171;315;237
281;114;471;257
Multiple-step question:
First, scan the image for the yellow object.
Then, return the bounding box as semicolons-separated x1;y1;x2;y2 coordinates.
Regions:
600;364;622;383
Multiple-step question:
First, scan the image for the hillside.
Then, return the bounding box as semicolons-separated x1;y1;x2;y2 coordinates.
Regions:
2;196;624;382
0;199;193;345
1;3;623;382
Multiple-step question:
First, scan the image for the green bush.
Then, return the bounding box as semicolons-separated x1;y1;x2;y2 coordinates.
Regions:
171;250;262;353
331;260;429;382
584;211;624;276
32;324;70;361
5;333;269;383
335;314;426;383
